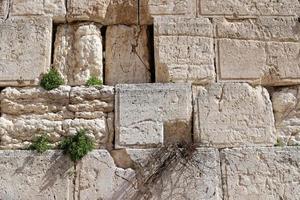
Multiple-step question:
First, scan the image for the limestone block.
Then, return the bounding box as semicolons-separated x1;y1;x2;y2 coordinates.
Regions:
126;148;222;200
0;16;52;86
0;0;9;20
0;151;73;199
154;17;215;84
76;150;136;200
217;39;300;85
193;83;275;147
53;23;103;85
200;0;300;16
115;83;192;148
67;0;110;22
105;25;151;85
12;0;66;22
149;0;195;17
221;147;300;200
271;86;300;145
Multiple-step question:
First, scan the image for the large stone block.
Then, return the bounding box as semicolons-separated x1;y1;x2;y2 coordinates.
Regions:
221;147;300;200
67;0;110;22
217;39;300;85
149;0;196;17
200;0;300;16
154;17;215;84
0;16;52;86
193;83;275;147
53;23;103;85
271;86;300;145
11;0;66;22
105;25;151;85
115;83;192;148
0;151;73;199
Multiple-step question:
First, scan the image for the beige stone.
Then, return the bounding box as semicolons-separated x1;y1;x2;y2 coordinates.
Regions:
271;86;300;145
193;83;275;147
53;23;103;85
115;83;192;148
149;0;193;16
221;147;300;200
0;0;9;20
12;0;66;22
0;16;52;86
67;0;110;22
0;151;73;199
200;0;300;16
105;25;151;85
217;39;300;85
155;17;215;84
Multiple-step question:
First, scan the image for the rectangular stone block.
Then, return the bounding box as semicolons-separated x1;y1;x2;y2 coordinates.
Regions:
193;83;275;147
115;83;192;148
0;150;73;199
149;0;191;16
53;23;103;85
154;17;215;84
221;147;300;200
105;25;151;85
199;0;300;16
11;0;66;22
0;16;52;86
217;39;300;85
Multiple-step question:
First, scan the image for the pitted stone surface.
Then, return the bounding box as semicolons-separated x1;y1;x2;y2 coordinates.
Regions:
0;150;73;200
149;0;192;16
154;16;215;84
0;0;9;20
53;23;103;85
115;83;192;147
221;147;300;200
193;83;275;147
0;16;52;86
105;25;151;85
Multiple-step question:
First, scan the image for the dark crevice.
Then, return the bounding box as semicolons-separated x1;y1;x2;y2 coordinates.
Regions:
137;0;140;25
0;87;4;117
147;25;155;83
51;23;59;65
101;26;107;84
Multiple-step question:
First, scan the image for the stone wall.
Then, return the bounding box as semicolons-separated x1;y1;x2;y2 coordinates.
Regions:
0;0;300;199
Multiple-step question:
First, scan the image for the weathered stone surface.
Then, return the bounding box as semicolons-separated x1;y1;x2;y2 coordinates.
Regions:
115;83;192;148
53;23;103;85
193;83;275;147
0;16;52;86
105;25;151;85
0;0;9;20
149;0;195;16
217;39;300;85
221;147;300;200
67;0;110;22
155;17;215;84
271;86;300;145
200;0;300;16
0;150;73;199
12;0;66;22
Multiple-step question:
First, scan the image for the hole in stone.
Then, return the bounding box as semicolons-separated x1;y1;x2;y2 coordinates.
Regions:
147;25;155;83
101;26;107;84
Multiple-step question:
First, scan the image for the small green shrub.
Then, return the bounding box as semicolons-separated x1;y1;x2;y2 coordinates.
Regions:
60;129;94;162
274;138;285;147
40;68;64;90
86;76;103;86
29;135;50;153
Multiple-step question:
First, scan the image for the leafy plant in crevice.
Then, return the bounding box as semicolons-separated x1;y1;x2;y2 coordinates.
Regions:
29;135;51;153
85;76;103;87
60;129;94;162
40;68;64;90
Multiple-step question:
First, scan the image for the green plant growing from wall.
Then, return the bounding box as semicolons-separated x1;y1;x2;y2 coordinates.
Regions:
40;68;64;90
29;135;51;153
60;129;94;162
86;76;103;86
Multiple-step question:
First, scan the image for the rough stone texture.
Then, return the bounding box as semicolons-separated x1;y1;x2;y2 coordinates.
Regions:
11;0;66;22
0;150;73;199
149;0;196;17
0;16;52;86
115;83;192;148
271;86;300;145
67;0;110;22
105;25;151;85
154;16;215;84
221;147;300;200
217;39;300;86
200;0;300;16
53;23;103;85
0;0;9;20
0;86;114;149
193;83;275;147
